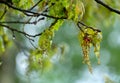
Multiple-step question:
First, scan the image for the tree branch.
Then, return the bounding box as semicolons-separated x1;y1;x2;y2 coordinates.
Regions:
0;1;67;19
77;21;101;32
0;24;42;37
95;0;120;15
0;1;35;14
77;22;84;32
0;19;59;39
0;6;7;20
0;17;45;24
29;0;42;10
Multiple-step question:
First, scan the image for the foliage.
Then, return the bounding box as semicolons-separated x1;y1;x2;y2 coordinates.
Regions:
0;0;119;74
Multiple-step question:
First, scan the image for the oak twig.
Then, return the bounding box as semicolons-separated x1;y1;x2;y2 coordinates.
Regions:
0;1;67;19
0;24;42;37
0;6;7;20
29;0;42;10
77;21;101;32
0;17;45;24
95;0;120;15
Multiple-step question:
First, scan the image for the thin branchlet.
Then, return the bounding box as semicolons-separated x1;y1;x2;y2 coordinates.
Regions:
0;17;45;24
77;21;101;32
0;24;42;37
0;19;59;41
0;1;67;19
29;0;42;10
95;0;120;15
0;6;7;20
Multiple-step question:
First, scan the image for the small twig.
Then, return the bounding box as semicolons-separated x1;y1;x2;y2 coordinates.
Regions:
0;6;7;20
24;34;38;49
0;19;59;39
49;19;58;28
25;35;34;42
0;1;67;19
0;21;36;24
42;2;55;13
0;24;42;37
95;0;120;15
23;13;67;20
0;17;44;24
41;13;67;19
0;1;36;14
77;22;84;32
29;0;42;10
28;39;38;49
77;21;101;32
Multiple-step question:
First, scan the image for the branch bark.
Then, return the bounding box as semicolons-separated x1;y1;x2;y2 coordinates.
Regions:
0;6;7;20
77;21;101;32
0;1;67;19
0;24;42;37
95;0;120;15
0;17;44;24
29;0;42;10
